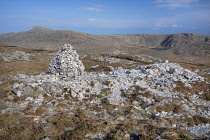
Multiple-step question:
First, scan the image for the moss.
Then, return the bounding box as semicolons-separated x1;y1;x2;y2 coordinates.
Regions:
101;99;116;111
100;88;111;96
179;134;192;140
64;94;70;100
185;117;194;126
85;89;90;93
173;104;184;114
12;96;26;102
121;92;130;98
192;115;210;125
90;81;95;87
0;113;46;140
134;85;145;92
174;81;210;101
156;103;176;113
90;104;102;112
141;91;153;98
55;94;62;98
34;106;46;115
103;81;111;86
161;131;179;140
43;93;48;98
140;101;149;109
201;91;210;101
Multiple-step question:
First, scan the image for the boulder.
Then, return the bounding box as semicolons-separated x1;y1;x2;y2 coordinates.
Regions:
12;83;34;97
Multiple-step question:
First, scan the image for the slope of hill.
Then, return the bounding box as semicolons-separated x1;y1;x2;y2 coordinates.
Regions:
0;44;210;139
0;26;209;64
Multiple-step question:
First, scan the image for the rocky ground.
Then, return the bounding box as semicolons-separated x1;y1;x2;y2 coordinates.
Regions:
0;44;210;140
0;51;40;62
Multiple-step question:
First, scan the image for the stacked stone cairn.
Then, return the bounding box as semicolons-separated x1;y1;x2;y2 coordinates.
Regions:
48;44;85;80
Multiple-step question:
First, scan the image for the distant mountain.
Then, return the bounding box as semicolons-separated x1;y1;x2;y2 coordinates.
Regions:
0;26;209;64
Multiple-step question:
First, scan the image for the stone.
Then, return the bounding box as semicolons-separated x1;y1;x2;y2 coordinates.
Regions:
132;101;139;105
85;134;90;137
40;136;50;140
124;134;130;138
43;126;51;130
18;74;27;79
23;86;35;95
78;92;84;100
16;90;22;97
116;116;125;121
13;83;20;89
130;129;140;140
107;98;120;105
182;104;190;111
25;97;34;101
89;65;99;70
40;82;61;95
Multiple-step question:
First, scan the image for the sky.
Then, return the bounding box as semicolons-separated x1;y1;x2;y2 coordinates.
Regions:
0;0;210;35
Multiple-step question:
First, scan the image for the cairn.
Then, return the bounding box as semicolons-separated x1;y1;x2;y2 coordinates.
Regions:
48;44;85;80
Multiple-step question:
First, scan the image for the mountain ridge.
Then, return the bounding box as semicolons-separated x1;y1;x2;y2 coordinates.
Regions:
0;26;209;64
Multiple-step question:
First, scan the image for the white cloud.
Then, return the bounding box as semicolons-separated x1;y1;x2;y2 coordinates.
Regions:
96;5;104;7
172;24;179;27
154;10;210;28
154;0;200;9
77;5;104;12
155;24;162;27
88;18;96;22
78;7;103;12
153;23;181;29
154;24;172;29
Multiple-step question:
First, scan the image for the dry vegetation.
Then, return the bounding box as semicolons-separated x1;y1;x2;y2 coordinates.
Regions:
0;44;55;76
0;44;210;139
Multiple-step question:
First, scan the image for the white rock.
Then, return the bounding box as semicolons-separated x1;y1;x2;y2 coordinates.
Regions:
25;97;34;101
16;90;22;97
13;83;20;89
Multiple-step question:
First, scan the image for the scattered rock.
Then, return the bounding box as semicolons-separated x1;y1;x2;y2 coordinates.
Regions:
5;44;209;139
0;51;39;61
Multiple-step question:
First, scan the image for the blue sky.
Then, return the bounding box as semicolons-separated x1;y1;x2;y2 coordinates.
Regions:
0;0;210;35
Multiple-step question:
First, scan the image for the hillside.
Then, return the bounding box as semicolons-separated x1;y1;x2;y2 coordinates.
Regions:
0;26;210;64
0;44;210;139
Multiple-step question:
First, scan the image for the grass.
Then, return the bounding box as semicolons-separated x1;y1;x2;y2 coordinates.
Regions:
0;44;209;139
101;53;155;65
174;81;210;101
82;57;131;72
0;45;54;76
0;113;46;140
192;115;210;125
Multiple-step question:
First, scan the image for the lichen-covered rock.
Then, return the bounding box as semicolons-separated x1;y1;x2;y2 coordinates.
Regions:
48;44;85;80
